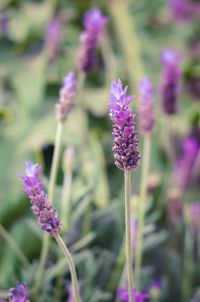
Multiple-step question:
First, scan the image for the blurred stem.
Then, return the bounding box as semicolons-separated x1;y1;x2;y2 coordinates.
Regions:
35;121;63;293
61;165;73;233
0;224;29;267
101;32;116;85
48;121;63;204
124;170;135;302
182;226;194;302
109;0;144;93
55;235;81;302
77;71;88;155
135;135;151;289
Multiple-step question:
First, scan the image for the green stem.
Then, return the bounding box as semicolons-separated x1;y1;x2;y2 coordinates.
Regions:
61;166;73;233
135;135;151;289
124;170;135;302
0;224;29;267
182;226;194;302
55;235;81;302
48;122;63;203
35;121;63;293
109;0;144;93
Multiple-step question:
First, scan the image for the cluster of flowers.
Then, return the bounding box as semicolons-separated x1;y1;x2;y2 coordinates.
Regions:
0;282;29;302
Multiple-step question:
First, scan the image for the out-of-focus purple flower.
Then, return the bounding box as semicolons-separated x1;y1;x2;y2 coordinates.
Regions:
78;7;108;73
117;287;149;302
56;72;77;123
108;79;140;170
160;49;181;114
176;138;199;190
138;77;155;134
169;0;200;22
9;282;29;302
190;202;200;233
68;281;80;302
45;17;61;62
19;161;61;236
149;279;161;299
0;12;9;34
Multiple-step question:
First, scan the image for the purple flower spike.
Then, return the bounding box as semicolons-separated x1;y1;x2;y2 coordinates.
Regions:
176;138;199;190
19;161;61;236
169;0;200;22
138;77;155;134
160;49;181;114
56;71;77;123
45;17;61;62
78;7;108;73
109;79;140;171
9;282;29;302
117;287;149;302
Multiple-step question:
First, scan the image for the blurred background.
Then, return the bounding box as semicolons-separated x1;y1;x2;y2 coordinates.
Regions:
0;0;200;301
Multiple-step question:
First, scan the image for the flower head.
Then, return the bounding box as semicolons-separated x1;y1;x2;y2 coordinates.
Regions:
160;49;181;114
117;288;149;302
56;71;77;123
78;7;108;73
169;0;200;22
19;161;61;236
138;77;155;134
109;79;140;170
45;17;61;62
9;282;29;302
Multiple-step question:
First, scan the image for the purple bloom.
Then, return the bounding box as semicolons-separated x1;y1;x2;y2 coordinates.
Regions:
109;79;140;170
9;282;29;302
19;161;61;236
169;0;200;22
138;77;155;134
45;17;61;62
149;279;161;299
117;288;149;302
56;71;77;123
160;49;181;114
176;138;199;190
78;7;108;73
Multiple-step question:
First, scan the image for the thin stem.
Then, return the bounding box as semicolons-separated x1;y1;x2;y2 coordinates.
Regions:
35;121;63;293
124;170;135;302
135;135;151;289
55;235;81;302
61;167;72;233
48;122;63;203
0;224;29;267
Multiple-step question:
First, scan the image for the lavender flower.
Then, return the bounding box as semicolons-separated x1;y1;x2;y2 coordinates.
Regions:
169;0;200;22
9;282;29;302
45;17;61;62
138;77;155;134
109;79;140;170
19;161;61;236
56;72;77;123
160;49;181;114
117;288;149;302
78;8;108;73
176;138;199;190
149;279;161;299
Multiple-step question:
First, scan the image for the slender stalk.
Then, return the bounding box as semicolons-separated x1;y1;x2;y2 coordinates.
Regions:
124;170;135;302
61;166;73;233
182;226;194;302
55;235;81;302
0;224;29;267
35;121;63;292
135;135;151;289
48;121;63;203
